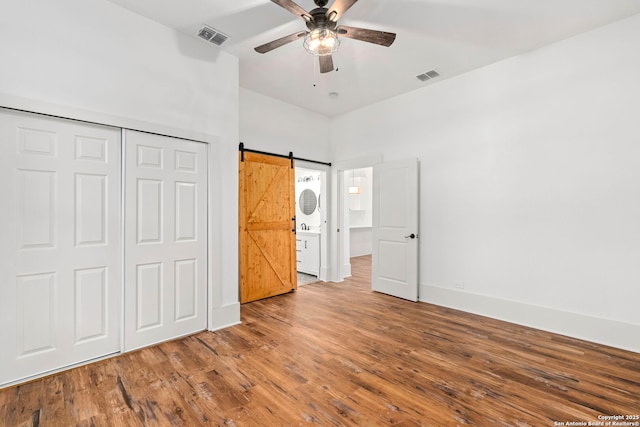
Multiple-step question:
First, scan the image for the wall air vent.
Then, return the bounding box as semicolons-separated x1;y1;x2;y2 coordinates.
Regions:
416;69;440;82
197;25;230;47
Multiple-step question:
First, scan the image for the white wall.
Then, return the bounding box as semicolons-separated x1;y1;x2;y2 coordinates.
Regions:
346;167;373;227
350;229;372;258
346;167;373;258
240;88;331;162
330;14;640;352
0;0;241;329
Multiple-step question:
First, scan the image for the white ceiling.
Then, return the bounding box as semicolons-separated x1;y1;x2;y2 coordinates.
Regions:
108;0;640;116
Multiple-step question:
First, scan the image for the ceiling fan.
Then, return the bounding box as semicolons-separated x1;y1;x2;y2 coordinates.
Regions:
255;0;396;74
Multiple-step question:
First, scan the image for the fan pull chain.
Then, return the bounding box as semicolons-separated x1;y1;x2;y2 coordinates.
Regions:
312;55;318;87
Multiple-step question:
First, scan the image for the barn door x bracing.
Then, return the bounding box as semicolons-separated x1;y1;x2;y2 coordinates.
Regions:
239;152;297;303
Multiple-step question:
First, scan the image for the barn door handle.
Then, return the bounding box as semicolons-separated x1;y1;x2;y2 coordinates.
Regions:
292;216;297;233
404;233;417;239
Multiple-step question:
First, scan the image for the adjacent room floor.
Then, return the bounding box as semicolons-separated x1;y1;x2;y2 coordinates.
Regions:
1;255;638;426
297;271;320;286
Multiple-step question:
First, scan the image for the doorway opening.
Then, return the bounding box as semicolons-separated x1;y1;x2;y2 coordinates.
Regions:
295;165;328;285
335;158;419;301
343;167;373;283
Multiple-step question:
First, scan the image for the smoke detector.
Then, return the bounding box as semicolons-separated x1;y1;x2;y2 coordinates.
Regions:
416;70;440;82
196;25;230;47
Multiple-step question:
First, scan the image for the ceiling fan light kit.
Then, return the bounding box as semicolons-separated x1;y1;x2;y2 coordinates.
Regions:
304;28;340;56
256;0;396;74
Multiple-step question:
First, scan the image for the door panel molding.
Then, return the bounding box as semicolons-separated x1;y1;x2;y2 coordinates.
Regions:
372;158;419;301
123;130;207;352
0;109;121;386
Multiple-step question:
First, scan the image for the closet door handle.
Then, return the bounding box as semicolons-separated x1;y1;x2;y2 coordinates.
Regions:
404;233;417;239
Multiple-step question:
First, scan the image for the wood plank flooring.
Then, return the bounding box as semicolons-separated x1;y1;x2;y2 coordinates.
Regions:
1;255;639;426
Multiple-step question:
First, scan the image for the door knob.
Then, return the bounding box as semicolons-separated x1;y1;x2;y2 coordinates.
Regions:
404;233;417;239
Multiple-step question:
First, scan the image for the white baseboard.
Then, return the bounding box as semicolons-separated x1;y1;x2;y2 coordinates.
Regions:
342;262;352;279
208;302;241;331
421;285;640;354
319;266;329;282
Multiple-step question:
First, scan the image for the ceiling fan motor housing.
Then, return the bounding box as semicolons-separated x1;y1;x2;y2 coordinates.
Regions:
305;8;337;31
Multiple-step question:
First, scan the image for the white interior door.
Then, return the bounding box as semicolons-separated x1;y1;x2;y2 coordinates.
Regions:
124;130;207;352
0;109;121;386
372;158;419;301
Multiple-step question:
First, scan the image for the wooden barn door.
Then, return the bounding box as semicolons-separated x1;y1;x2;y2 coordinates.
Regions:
239;152;297;303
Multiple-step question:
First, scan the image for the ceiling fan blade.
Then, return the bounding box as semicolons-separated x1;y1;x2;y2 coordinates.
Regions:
326;0;358;21
319;55;334;74
337;25;396;47
271;0;312;21
254;31;307;54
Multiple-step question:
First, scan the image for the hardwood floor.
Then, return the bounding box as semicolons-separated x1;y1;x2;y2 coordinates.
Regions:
1;255;639;426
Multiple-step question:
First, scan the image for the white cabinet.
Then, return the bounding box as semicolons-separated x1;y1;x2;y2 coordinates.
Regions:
296;232;320;276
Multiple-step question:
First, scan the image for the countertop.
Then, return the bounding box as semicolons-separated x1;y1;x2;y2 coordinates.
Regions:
297;229;321;235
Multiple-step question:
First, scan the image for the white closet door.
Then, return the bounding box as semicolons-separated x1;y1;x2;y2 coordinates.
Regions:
0;109;121;386
123;130;207;352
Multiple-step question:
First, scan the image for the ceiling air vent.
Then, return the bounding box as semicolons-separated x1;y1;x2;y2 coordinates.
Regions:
416;70;440;82
197;25;230;47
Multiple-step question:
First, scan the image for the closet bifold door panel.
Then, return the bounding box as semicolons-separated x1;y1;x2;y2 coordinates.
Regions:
123;130;207;352
0;109;121;386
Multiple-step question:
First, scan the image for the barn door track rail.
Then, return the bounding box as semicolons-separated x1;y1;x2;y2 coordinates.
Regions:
239;142;332;168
